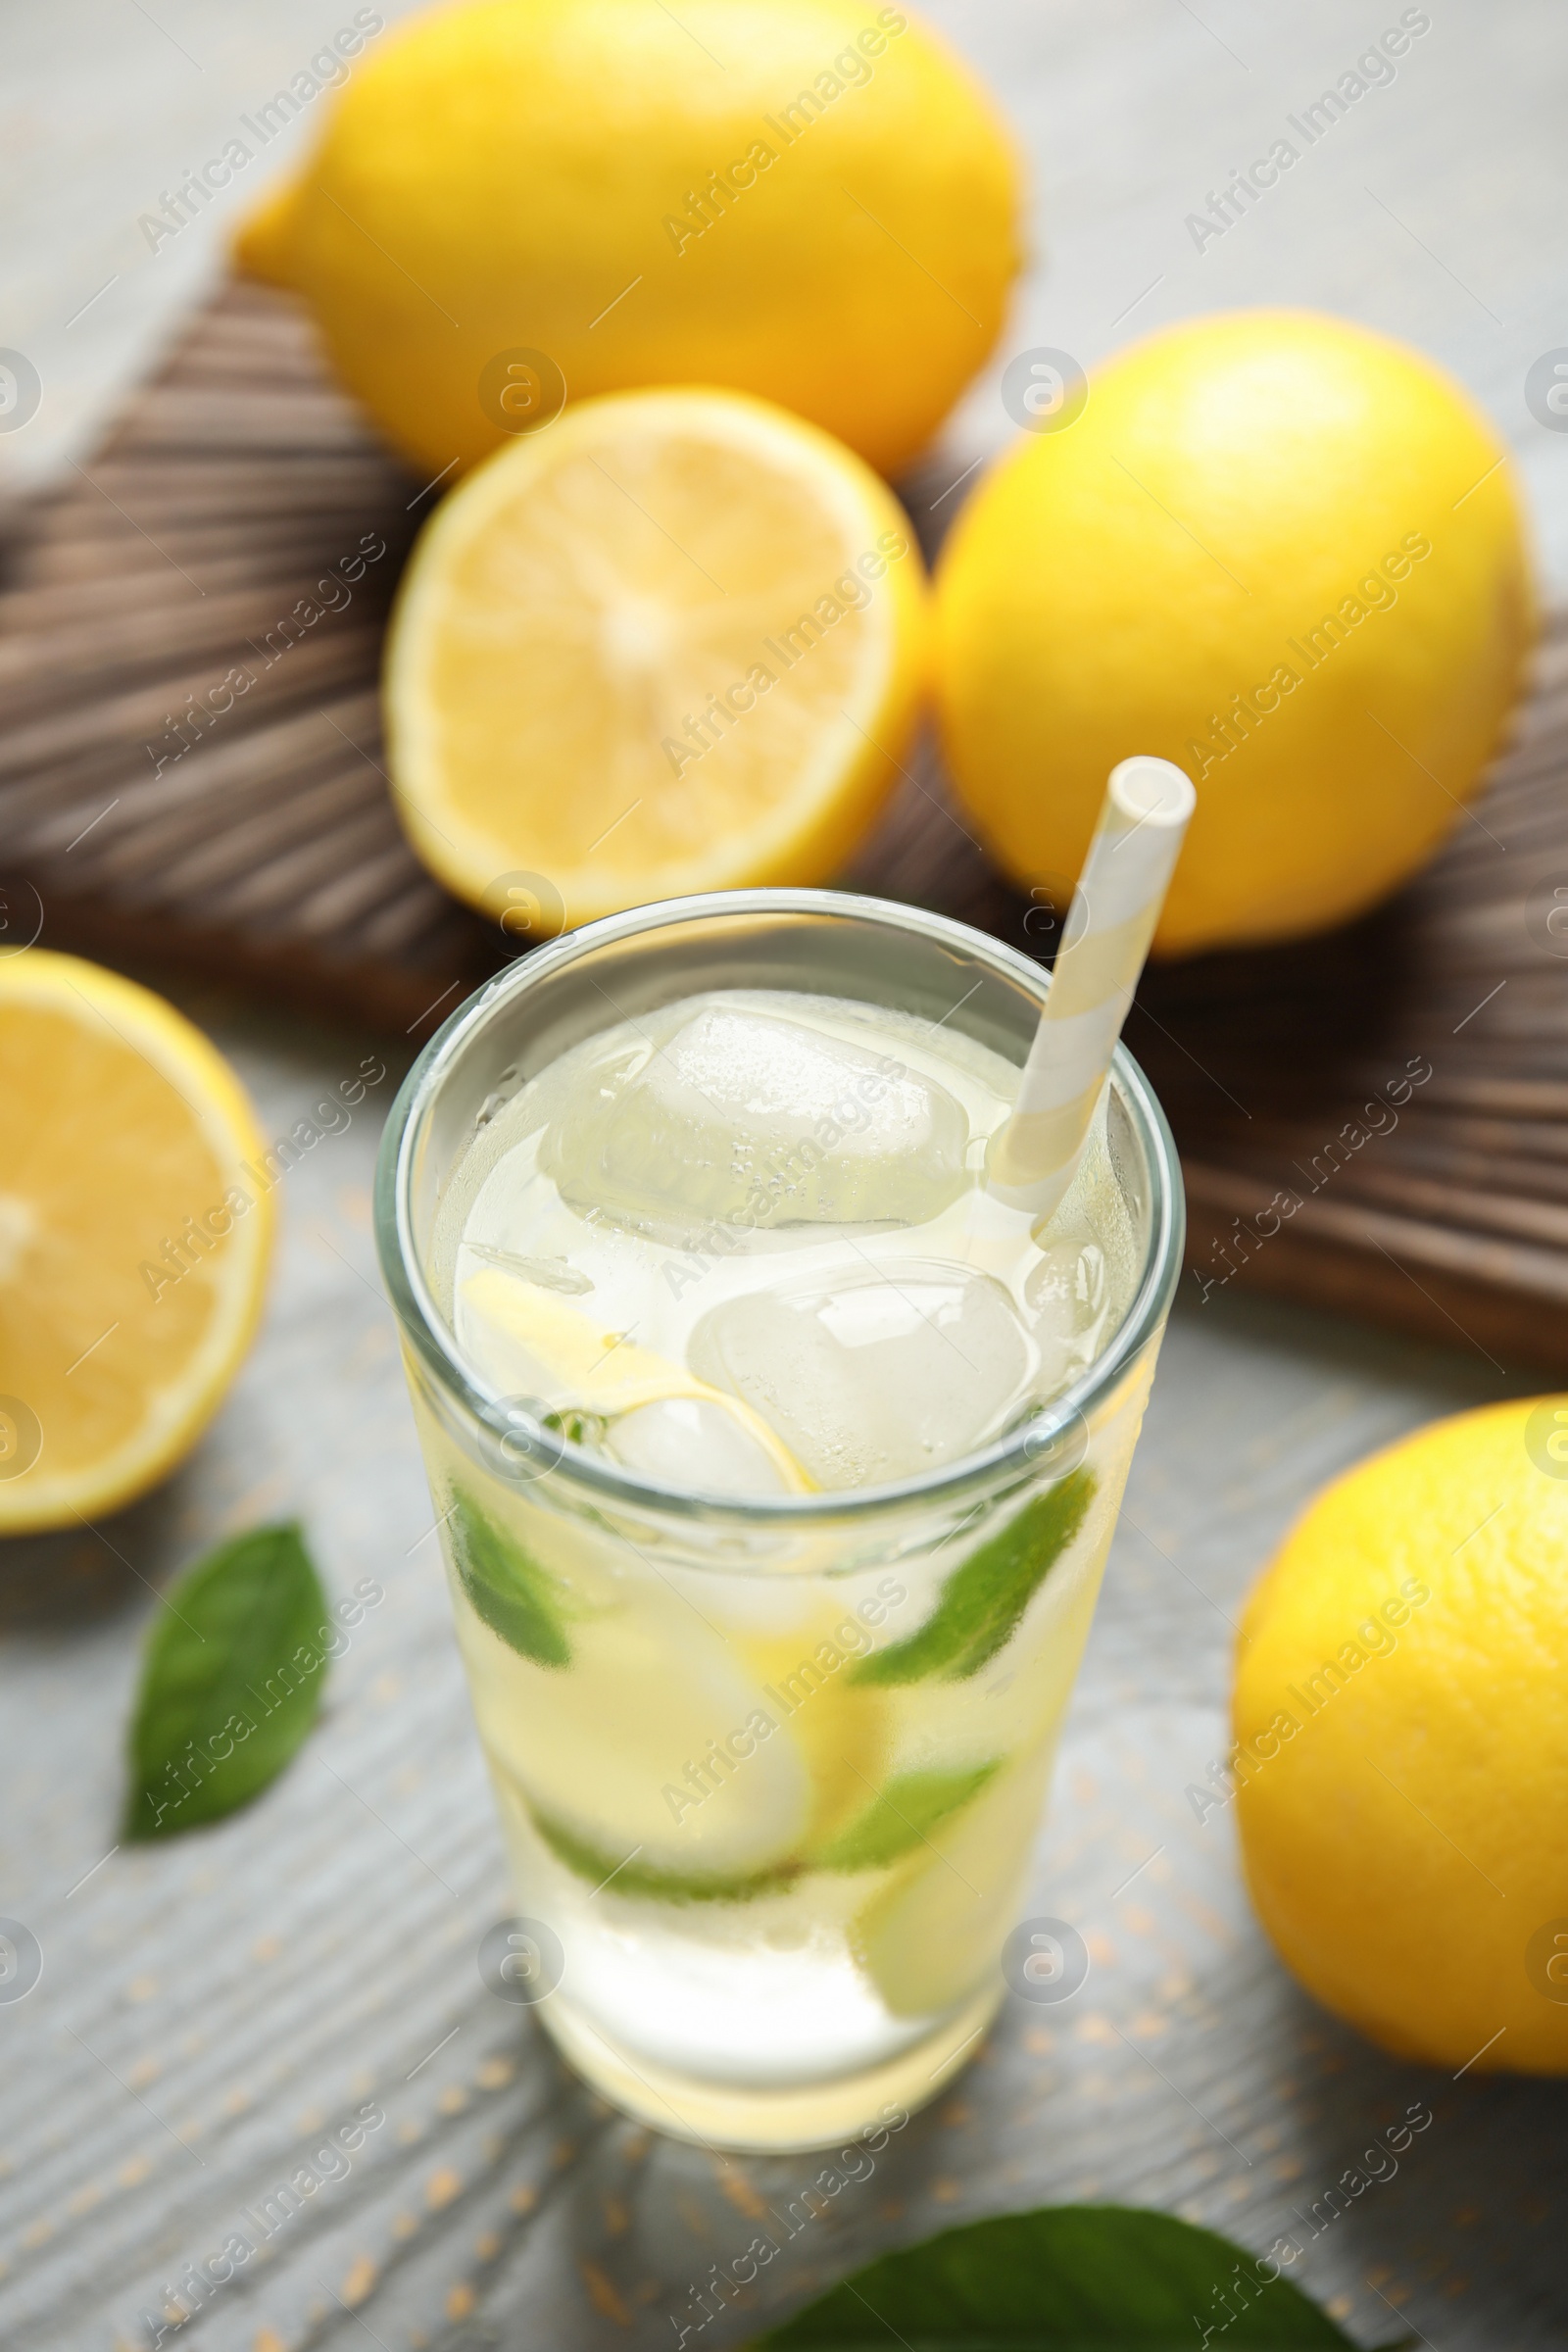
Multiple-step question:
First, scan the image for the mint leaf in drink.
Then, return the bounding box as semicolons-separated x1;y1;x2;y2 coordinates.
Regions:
813;1763;1000;1872
851;1471;1096;1687
448;1489;571;1667
123;1523;330;1840
747;2204;1388;2348
530;1807;797;1904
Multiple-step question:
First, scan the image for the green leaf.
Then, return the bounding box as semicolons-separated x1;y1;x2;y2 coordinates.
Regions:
448;1488;571;1667
747;2204;1397;2349
850;1472;1097;1688
812;1763;1000;1872
123;1524;331;1840
530;1807;798;1905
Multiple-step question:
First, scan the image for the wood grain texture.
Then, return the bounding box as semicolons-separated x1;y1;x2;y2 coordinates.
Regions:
0;280;503;1042
5;279;1568;1373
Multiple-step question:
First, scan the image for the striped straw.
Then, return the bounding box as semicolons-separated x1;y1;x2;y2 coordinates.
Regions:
988;756;1196;1218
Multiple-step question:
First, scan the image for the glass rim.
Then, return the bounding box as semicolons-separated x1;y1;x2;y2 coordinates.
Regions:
373;887;1185;1529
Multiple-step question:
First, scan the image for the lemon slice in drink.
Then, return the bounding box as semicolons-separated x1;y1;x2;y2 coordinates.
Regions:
384;387;927;928
464;1585;817;1887
0;953;272;1532
459;1264;809;1491
852;1746;1053;2017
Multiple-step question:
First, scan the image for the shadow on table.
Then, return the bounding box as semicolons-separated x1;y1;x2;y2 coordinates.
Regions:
1262;1986;1568;2344
0;1462;198;1633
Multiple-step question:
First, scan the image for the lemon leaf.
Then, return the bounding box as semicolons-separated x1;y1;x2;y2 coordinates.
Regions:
530;1807;797;1905
746;2204;1390;2348
813;1764;1001;1873
123;1524;329;1839
851;1472;1096;1687
449;1489;571;1668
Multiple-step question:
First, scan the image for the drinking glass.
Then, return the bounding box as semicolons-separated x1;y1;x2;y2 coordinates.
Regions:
374;890;1183;2151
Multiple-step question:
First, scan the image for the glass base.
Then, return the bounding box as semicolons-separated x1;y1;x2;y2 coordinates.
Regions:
534;1980;1004;2153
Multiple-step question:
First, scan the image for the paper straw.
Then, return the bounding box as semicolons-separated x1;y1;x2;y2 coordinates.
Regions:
988;756;1196;1218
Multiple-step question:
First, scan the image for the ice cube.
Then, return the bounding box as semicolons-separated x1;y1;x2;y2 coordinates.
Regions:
688;1257;1033;1490
1025;1225;1113;1391
542;1001;969;1234
604;1396;793;1496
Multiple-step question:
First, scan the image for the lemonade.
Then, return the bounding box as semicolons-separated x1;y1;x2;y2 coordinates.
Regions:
377;893;1180;2147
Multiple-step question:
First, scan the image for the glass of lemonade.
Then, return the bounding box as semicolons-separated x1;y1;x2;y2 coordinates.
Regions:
375;890;1182;2151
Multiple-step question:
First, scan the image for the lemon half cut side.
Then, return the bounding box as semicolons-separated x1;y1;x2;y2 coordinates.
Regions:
383;387;927;931
0;953;273;1532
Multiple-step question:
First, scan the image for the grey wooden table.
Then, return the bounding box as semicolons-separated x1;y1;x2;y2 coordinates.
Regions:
3;5;1567;2348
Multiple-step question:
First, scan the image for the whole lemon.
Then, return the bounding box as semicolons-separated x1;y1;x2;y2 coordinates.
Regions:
1231;1398;1568;2075
236;0;1021;478
934;312;1535;955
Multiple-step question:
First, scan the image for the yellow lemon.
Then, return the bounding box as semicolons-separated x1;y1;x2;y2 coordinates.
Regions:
934;311;1535;955
1232;1397;1568;2074
383;386;926;925
0;954;273;1532
235;0;1021;479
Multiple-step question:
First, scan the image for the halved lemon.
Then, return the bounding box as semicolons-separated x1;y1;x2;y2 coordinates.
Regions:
0;953;273;1531
383;387;927;929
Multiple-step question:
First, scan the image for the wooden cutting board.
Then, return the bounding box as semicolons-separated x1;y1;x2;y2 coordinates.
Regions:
3;277;1565;1371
